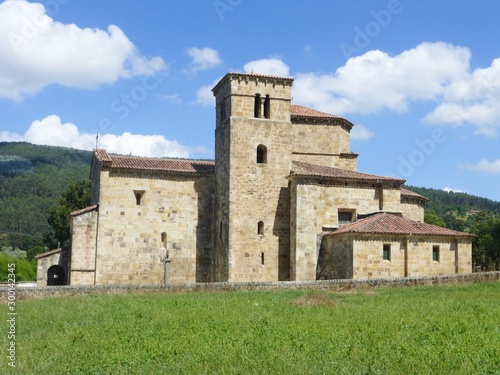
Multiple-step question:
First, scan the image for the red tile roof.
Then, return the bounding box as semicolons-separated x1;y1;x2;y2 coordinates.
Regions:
327;213;474;237
291;104;352;125
290;161;405;184
93;149;215;174
401;188;429;201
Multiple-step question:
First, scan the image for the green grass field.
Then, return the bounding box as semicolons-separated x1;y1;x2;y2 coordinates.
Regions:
6;282;500;374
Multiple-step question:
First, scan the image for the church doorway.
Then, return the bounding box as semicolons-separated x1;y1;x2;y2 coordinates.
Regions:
47;265;66;286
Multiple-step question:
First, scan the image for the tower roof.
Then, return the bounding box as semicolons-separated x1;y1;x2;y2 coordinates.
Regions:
212;71;294;94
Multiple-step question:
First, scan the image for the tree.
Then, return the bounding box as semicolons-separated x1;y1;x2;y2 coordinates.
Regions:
469;211;500;270
424;209;446;228
45;179;90;249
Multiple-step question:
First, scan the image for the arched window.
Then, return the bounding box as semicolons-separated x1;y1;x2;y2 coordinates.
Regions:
264;95;270;119
254;94;261;118
161;232;167;248
258;221;264;235
256;145;267;164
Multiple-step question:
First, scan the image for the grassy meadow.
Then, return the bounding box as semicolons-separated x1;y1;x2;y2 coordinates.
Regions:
5;282;500;374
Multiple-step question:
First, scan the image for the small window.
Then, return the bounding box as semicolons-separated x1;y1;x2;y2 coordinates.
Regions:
161;232;167;248
261;252;265;265
220;100;226;121
254;94;262;118
134;190;145;205
432;245;440;261
264;95;270;119
258;221;264;235
256;145;267;164
338;211;353;225
383;244;391;261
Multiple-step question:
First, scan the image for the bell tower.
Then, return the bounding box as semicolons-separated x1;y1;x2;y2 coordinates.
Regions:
212;72;294;282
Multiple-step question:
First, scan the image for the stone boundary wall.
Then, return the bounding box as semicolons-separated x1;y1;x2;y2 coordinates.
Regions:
2;272;499;301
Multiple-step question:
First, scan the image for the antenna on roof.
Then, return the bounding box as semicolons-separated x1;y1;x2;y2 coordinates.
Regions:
95;133;99;149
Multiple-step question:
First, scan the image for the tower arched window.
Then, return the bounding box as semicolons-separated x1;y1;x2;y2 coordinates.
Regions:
254;94;261;118
264;95;270;119
258;221;264;235
256;144;267;164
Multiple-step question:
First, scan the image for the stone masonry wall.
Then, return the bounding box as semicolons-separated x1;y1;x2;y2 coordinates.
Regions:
227;117;292;282
401;198;425;222
70;209;98;285
322;234;472;279
95;169;214;285
6;272;498;301
290;122;354;169
214;74;294;282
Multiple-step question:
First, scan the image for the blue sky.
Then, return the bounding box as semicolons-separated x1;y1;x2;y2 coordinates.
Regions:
0;0;499;201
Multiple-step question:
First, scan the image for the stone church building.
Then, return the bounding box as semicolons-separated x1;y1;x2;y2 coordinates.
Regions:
36;72;473;286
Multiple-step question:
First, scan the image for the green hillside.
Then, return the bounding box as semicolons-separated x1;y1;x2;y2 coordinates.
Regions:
0;142;91;253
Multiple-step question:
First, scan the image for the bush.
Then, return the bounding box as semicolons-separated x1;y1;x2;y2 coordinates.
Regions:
0;253;36;281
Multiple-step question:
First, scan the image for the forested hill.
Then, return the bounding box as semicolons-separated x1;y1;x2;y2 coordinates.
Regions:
405;185;500;216
0;142;91;250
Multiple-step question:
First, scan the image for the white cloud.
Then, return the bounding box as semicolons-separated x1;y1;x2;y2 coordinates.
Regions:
350;124;374;141
290;41;500;138
0;115;190;158
462;159;500;174
443;187;466;194
293;42;470;115
186;47;222;72
243;58;290;76
195;78;220;106
0;0;167;100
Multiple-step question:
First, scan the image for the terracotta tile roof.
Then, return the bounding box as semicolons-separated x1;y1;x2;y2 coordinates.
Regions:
290;161;405;184
291;104;352;125
94;149;112;162
69;204;98;217
401;188;429;201
94;150;215;174
327;213;474;237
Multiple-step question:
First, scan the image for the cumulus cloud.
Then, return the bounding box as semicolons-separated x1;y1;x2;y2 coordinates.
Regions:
462;159;500;174
350;124;374;141
0;115;190;158
195;78;220;106
186;47;222;72
0;0;167;100
290;41;500;138
293;42;470;115
243;58;290;76
443;187;466;193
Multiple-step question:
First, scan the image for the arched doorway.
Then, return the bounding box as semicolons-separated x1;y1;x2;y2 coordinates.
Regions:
47;265;66;286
